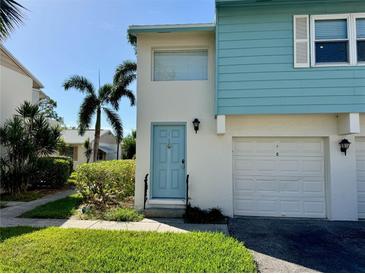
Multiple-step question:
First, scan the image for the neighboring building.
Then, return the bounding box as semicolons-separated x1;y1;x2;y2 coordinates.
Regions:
129;0;365;221
0;45;46;124
61;129;121;168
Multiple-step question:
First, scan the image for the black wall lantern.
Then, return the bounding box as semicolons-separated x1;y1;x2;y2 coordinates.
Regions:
192;118;200;134
339;139;351;156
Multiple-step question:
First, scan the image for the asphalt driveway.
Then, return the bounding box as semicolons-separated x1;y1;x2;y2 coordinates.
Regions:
229;218;365;273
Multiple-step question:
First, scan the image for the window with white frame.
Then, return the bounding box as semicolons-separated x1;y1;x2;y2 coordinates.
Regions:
153;49;208;81
314;18;349;64
356;17;365;62
306;13;365;67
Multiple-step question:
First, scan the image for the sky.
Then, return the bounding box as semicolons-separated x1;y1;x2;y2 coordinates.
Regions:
4;0;215;135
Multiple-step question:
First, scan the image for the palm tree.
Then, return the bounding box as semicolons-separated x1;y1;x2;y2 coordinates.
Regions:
113;61;136;160
83;138;92;163
112;61;136;109
0;0;26;41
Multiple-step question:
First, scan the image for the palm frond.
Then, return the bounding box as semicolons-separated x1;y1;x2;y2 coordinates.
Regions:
63;75;95;95
109;61;137;109
78;94;98;135
113;61;136;85
0;0;26;41
98;83;114;102
103;107;123;139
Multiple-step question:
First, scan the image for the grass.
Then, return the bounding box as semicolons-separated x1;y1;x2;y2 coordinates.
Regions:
0;227;256;273
19;194;82;219
0;188;68;202
0;191;44;202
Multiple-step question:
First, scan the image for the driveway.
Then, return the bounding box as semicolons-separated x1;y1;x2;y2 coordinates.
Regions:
229;218;365;273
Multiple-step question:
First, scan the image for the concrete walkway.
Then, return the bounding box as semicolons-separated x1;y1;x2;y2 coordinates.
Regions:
0;190;228;234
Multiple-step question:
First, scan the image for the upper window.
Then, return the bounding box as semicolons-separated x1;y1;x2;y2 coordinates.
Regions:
153;50;208;81
310;13;365;67
356;18;365;62
314;19;349;64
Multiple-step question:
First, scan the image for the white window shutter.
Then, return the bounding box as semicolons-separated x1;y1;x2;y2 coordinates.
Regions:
294;15;310;68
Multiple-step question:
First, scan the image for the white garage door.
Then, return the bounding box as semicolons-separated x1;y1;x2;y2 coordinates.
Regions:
233;138;326;218
356;137;365;219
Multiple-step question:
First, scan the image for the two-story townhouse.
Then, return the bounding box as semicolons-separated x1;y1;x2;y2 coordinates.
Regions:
0;45;47;125
129;0;365;221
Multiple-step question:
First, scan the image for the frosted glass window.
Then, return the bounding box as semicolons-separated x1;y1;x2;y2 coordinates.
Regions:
153;50;208;81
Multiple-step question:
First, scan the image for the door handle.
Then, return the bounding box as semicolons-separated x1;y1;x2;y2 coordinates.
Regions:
181;159;185;165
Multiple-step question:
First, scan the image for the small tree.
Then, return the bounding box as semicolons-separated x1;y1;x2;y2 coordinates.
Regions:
38;97;64;125
83;138;92;163
0;101;61;194
122;130;136;159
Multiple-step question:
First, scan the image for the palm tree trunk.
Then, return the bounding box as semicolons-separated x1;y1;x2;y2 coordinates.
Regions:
93;107;101;162
116;138;120;160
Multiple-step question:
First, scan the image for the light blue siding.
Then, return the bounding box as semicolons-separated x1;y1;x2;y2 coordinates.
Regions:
216;0;365;115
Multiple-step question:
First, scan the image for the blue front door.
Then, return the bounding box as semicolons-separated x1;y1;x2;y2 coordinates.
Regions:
152;125;186;199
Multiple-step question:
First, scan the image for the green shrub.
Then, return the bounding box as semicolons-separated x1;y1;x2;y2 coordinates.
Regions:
184;204;226;224
51;156;73;172
74;160;135;208
31;157;72;188
67;171;77;186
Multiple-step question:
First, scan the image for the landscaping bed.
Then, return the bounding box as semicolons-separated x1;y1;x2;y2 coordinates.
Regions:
19;193;143;222
0;227;256;273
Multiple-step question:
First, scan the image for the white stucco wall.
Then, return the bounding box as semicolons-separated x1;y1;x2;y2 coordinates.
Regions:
0;66;33;124
135;32;365;220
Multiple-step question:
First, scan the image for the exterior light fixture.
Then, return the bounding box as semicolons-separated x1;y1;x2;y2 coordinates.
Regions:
192;118;200;134
339;139;351;156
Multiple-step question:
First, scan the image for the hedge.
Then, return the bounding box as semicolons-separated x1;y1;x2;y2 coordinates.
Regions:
74;160;135;208
31;157;72;188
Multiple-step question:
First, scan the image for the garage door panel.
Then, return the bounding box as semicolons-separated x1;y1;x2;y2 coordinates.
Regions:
233;138;326;218
303;201;326;216
356;137;365;219
233;139;276;156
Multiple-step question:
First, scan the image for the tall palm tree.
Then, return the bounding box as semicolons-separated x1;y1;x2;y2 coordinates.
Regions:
63;61;136;162
63;77;121;161
112;60;136;109
0;0;26;41
112;60;136;160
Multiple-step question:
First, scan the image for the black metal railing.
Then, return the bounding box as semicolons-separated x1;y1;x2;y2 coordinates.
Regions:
144;173;149;209
185;174;190;207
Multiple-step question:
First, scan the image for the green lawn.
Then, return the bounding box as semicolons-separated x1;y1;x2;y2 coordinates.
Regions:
0;227;256;273
0;188;69;202
19;194;82;219
0;191;44;202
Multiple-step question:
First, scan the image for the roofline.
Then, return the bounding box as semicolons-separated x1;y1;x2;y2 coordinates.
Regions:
1;45;44;89
61;129;115;144
128;23;215;35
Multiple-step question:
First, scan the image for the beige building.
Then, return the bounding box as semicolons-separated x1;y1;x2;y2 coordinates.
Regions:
0;45;46;124
61;129;121;168
130;24;365;221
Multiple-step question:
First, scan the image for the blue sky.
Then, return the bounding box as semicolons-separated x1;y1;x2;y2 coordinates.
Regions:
4;0;215;135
